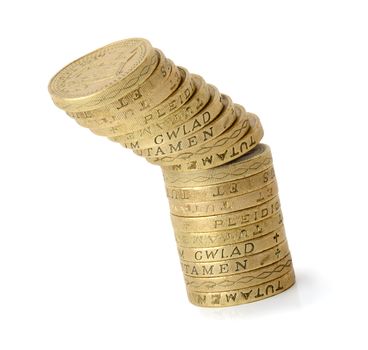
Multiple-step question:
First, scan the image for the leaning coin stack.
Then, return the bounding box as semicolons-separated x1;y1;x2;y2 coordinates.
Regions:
48;38;295;307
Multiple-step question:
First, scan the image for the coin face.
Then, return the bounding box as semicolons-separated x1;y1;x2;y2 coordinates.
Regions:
49;38;152;100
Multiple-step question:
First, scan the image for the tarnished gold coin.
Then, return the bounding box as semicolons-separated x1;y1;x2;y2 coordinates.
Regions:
187;270;295;307
49;38;157;112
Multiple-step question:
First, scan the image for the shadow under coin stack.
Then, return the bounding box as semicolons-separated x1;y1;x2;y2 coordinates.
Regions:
48;38;295;308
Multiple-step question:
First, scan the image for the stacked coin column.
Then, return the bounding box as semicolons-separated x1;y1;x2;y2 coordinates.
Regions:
48;38;295;308
162;146;294;307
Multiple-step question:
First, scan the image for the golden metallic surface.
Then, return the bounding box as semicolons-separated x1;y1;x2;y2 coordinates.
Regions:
178;225;286;262
162;143;272;186
174;212;284;248
161;112;263;170
78;56;181;133
72;67;194;130
86;60;181;137
187;270;295;307
48;38;295;307
135;95;236;158
169;181;278;217
171;195;281;233
147;104;250;165
165;166;276;202
162;143;272;187
184;254;292;292
49;38;158;112
181;239;289;277
134;67;196;128
109;75;212;149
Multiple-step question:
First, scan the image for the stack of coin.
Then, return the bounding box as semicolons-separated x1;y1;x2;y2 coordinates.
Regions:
163;144;295;307
48;38;295;307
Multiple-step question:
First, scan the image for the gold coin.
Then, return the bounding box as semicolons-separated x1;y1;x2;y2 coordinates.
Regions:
171;194;281;233
181;239;289;277
136;67;196;127
108;75;212;149
162;112;263;170
165;166;276;202
134;94;236;157
85;58;181;137
87;56;180;126
174;211;284;248
151;103;247;165
178;225;286;262
162;143;272;187
49;38;158;112
72;66;194;131
187;269;295;307
147;103;251;166
164;113;263;171
169;181;278;217
184;254;292;292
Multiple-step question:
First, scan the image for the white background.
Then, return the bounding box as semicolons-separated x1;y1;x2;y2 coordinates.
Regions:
1;1;367;349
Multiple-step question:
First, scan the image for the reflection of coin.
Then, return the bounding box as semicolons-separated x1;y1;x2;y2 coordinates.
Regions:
49;38;157;112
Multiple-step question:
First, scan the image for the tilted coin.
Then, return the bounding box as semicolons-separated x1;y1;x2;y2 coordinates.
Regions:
72;66;194;130
162;112;263;170
49;38;158;112
150;104;250;166
134;94;236;158
109;75;212;149
86;59;181;137
165;118;263;171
